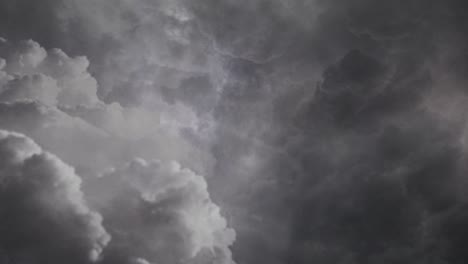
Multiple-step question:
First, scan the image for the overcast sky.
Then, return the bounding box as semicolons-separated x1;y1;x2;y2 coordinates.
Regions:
1;1;468;264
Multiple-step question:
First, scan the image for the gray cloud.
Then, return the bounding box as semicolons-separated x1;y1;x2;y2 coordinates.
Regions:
0;38;215;174
88;158;235;264
0;130;110;264
0;37;235;264
2;1;468;264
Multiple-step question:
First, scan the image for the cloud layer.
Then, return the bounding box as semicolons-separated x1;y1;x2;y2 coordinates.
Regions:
2;1;468;264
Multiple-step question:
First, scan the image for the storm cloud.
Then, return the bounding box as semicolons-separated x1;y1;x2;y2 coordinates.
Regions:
2;0;468;264
0;130;109;264
0;37;235;264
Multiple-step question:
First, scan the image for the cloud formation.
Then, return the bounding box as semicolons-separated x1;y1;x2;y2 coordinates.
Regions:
0;36;235;264
91;159;235;264
3;1;468;264
0;38;215;175
0;130;110;264
0;38;99;106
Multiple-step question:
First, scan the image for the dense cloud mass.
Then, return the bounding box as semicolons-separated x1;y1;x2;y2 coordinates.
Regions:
92;159;235;264
2;0;468;264
0;37;235;264
0;130;109;264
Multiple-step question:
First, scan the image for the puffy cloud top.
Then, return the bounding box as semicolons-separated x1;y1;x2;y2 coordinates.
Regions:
0;39;99;107
0;38;235;264
0;130;110;264
90;158;236;264
0;39;215;175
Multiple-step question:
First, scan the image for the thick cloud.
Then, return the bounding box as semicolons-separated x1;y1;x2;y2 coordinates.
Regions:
0;130;110;264
0;38;235;264
0;38;99;107
88;159;235;264
3;1;468;264
0;39;215;175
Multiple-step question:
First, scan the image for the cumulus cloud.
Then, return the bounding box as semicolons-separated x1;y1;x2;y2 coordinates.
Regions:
86;158;235;264
0;39;99;107
0;38;215;175
0;37;235;264
0;130;110;264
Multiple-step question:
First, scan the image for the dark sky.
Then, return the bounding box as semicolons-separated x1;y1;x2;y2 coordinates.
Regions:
1;1;468;264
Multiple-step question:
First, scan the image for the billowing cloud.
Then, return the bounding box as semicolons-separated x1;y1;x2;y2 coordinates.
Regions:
88;158;235;264
0;37;235;264
0;130;110;264
0;39;215;175
3;1;468;264
0;38;99;107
